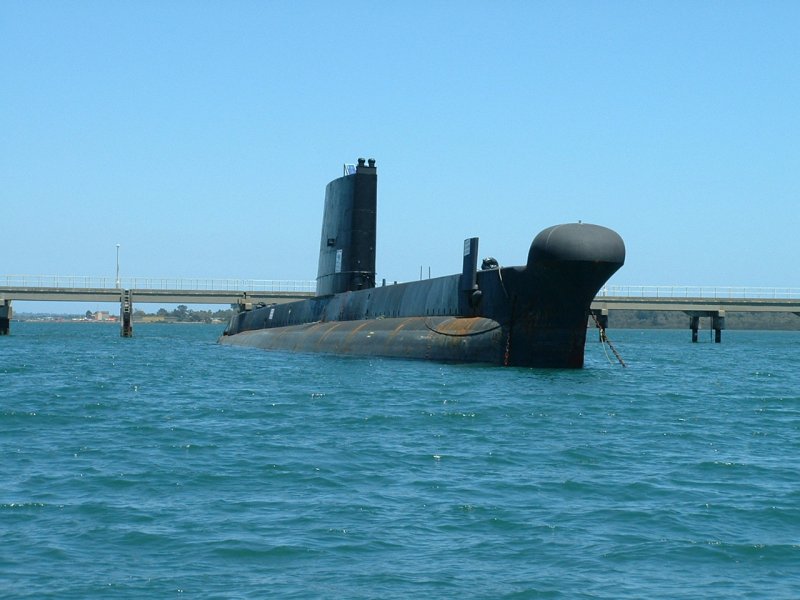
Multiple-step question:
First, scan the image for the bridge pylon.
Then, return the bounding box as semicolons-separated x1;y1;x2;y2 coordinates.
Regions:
687;310;725;343
120;290;133;337
0;299;11;335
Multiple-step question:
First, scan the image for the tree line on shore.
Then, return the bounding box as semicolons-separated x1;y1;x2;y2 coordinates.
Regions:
16;305;236;323
607;309;800;330
133;305;235;323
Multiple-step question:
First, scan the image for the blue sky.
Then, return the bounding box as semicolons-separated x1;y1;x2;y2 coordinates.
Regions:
2;1;799;313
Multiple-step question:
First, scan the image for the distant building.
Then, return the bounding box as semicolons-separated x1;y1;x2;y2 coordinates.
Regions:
91;311;117;322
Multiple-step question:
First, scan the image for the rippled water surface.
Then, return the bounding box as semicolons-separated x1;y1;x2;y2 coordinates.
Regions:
2;323;799;598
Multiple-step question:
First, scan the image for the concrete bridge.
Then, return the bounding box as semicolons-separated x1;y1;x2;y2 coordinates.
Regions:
2;277;799;342
0;275;315;337
591;285;800;342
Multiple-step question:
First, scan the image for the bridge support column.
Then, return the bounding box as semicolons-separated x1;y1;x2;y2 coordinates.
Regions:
712;310;725;343
120;290;133;337
688;311;725;343
689;315;700;342
0;299;11;335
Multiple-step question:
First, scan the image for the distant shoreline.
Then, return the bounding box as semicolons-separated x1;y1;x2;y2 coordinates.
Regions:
14;319;221;325
605;309;800;331
13;310;800;331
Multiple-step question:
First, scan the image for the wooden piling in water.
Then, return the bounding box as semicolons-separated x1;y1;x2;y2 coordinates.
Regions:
120;290;133;337
0;299;11;335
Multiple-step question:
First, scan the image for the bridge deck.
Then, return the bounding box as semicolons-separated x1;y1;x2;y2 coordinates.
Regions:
591;296;800;313
0;287;314;305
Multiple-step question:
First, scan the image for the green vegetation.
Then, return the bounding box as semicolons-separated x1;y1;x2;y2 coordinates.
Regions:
15;306;235;323
607;310;800;330
133;305;234;323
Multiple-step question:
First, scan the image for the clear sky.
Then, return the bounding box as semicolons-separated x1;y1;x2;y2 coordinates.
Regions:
2;1;799;313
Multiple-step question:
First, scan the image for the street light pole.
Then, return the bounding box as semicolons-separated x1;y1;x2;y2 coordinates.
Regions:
116;244;120;288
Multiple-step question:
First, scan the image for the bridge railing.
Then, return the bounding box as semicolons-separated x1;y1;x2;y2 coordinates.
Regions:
4;276;799;300
599;285;800;299
0;275;317;293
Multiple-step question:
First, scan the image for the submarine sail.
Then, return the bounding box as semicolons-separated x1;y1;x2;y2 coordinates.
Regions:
316;158;377;296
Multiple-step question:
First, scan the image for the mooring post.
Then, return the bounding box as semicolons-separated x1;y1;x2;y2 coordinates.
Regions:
712;310;725;344
120;290;133;337
595;308;609;341
0;299;11;335
689;315;700;343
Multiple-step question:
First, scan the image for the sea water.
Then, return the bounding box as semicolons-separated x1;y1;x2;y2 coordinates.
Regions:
2;322;799;599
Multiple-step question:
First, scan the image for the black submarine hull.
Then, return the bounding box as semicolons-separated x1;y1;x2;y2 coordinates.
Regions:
220;159;625;368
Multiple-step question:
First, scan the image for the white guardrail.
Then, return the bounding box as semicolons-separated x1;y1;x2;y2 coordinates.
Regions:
599;286;800;300
2;277;799;299
0;275;317;293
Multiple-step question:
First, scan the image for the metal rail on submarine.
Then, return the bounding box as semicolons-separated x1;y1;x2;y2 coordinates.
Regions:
219;158;625;368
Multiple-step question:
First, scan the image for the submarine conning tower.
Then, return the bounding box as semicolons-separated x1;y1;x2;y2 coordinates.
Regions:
316;158;378;296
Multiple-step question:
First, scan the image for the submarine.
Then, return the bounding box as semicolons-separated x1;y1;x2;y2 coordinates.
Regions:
220;158;625;368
